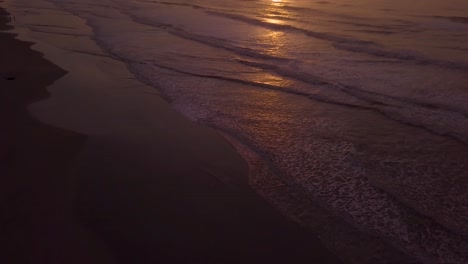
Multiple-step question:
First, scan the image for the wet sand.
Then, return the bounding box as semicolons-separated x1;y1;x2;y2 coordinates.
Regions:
0;5;343;264
0;6;93;263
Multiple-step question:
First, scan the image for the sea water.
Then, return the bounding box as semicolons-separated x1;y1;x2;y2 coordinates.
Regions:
7;0;468;263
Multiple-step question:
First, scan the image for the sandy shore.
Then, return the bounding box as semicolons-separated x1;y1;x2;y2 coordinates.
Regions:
0;7;96;264
0;4;343;264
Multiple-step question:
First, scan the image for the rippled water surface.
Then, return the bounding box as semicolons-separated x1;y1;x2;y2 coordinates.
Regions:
9;0;468;263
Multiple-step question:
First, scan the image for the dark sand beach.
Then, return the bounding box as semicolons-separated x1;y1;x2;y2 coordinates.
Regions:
0;7;90;263
0;6;343;264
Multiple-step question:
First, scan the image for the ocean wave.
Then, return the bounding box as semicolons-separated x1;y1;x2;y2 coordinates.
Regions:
205;10;375;45
236;59;468;145
333;42;468;71
41;0;468;262
167;28;291;61
204;10;468;72
132;63;468;264
435;16;468;24
142;0;205;10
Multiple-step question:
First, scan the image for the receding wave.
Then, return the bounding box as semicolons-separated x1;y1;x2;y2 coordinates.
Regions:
125;59;468;264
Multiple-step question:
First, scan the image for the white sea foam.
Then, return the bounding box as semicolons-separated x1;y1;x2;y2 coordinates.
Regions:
11;0;468;262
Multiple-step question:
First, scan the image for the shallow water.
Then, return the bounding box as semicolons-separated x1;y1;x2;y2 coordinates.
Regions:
8;0;468;262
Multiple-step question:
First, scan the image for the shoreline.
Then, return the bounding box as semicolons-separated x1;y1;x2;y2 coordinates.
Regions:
4;1;467;263
0;3;344;264
0;7;102;264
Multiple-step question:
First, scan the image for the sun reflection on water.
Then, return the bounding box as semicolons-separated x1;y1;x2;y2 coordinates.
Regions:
263;0;290;25
242;0;292;89
256;1;290;57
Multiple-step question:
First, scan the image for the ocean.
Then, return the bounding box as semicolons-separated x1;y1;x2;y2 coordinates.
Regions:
7;0;468;263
